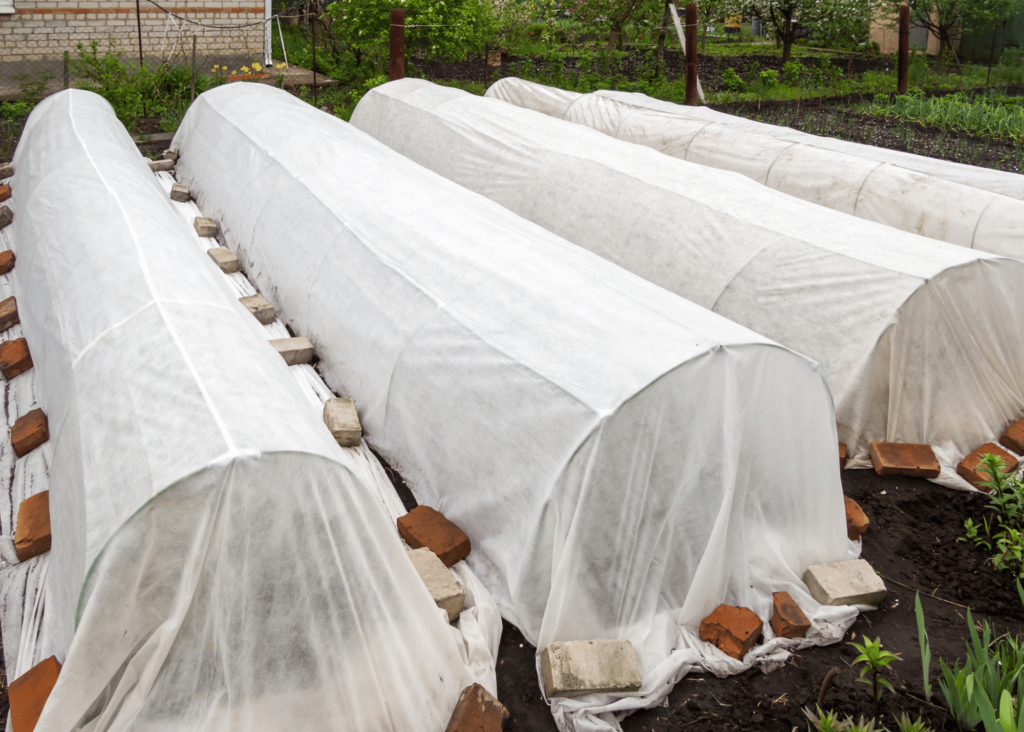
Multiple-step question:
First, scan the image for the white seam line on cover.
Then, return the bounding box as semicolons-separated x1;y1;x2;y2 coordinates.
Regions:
850;161;888;219
969;197;997;250
67;93;238;455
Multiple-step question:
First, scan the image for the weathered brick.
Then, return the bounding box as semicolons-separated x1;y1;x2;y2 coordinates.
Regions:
323;397;361;447
0;249;15;274
14;490;50;562
0;206;12;231
445;683;509;732
0;183;10;203
1000;417;1024;455
194;216;218;237
238;293;274;324
147;159;174;172
0;295;20;332
958;442;1019;490
541;640;641;698
845;496;869;541
699;604;763;660
839;442;847;470
868;441;940;478
0;338;32;379
12;408;48;457
770;591;810;639
398;505;471;568
804;559;887;607
9;656;61;732
270;336;313;366
206;247;238;273
407;547;465;622
169;183;189;202
0;162;12;179
162;148;179;161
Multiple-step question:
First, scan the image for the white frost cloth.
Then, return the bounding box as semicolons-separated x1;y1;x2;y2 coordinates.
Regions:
484;79;1024;257
174;84;854;732
352;78;1024;489
10;90;478;732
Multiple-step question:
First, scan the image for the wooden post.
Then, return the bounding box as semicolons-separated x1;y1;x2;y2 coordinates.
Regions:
897;2;909;94
684;3;698;106
190;36;196;102
311;5;318;107
390;8;405;81
135;0;147;116
62;52;69;89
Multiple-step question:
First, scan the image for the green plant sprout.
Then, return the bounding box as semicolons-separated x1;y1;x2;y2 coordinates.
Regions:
849;636;901;713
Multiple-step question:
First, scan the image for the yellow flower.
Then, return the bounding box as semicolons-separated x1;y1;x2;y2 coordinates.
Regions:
211;64;220;71
275;63;287;69
241;65;250;74
252;61;262;71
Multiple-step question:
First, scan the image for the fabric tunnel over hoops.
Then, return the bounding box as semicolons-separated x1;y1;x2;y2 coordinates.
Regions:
173;84;853;732
6;90;478;732
484;78;1024;257
351;78;1024;491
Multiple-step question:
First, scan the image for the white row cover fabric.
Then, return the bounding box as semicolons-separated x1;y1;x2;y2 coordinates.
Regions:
173;83;852;732
484;78;1024;256
351;78;1024;488
10;90;475;732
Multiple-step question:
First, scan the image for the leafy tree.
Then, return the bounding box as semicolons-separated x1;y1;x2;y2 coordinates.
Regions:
882;0;1024;66
728;0;875;61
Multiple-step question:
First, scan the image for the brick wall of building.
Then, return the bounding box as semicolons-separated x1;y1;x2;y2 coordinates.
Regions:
0;2;266;64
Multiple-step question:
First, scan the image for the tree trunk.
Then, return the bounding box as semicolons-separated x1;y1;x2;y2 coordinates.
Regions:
782;32;793;62
655;0;670;78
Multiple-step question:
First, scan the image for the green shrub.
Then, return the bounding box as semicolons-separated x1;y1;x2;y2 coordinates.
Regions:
782;60;804;86
722;67;746;92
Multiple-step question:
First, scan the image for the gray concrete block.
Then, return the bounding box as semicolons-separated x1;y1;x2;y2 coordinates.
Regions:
803;559;887;608
541;640;642;698
162;148;179;162
194;217;218;238
206;247;238;274
239;294;275;324
0;163;12;180
270;336;313;366
0;205;11;231
170;183;189;203
407;547;465;623
323;397;361;447
148;159;174;173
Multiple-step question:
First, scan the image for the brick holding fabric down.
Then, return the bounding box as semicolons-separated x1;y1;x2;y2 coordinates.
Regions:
169;183;189;203
0;250;15;274
541;640;642;698
14;490;50;562
12;408;48;458
207;247;239;274
397;505;471;568
9;656;61;732
0;295;20;333
0;183;11;203
0;338;33;380
238;294;275;325
868;441;941;478
323;397;361;447
147;159;174;173
803;559;887;607
839;442;847;470
0;205;12;231
0;162;12;179
194;217;218;238
699;604;763;659
162;148;179;162
1001;417;1024;455
445;683;509;732
270;337;314;366
845;496;869;541
958;442;1019;490
770;592;810;639
407;547;465;623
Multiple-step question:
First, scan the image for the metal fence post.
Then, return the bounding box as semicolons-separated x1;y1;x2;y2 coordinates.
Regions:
684;3;698;106
898;2;909;94
63;52;69;89
191;35;197;103
390;8;405;81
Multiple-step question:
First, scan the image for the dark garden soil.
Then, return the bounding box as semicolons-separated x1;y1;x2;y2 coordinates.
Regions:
479;469;1024;731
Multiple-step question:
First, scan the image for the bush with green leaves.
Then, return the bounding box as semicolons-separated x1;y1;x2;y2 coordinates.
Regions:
753;68;780;95
722;67;747;91
962;453;1024;573
782;59;804;86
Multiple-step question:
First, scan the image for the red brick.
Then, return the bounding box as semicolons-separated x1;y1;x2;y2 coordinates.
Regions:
0;184;10;203
445;683;509;732
699;604;762;660
9;656;61;732
12;409;48;458
0;249;15;274
0;296;20;333
0;338;33;379
845;496;869;541
397;505;471;568
958;442;1019;491
0;205;12;231
14;491;50;562
770;591;810;639
1000;417;1024;455
839;442;847;470
868;441;940;479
